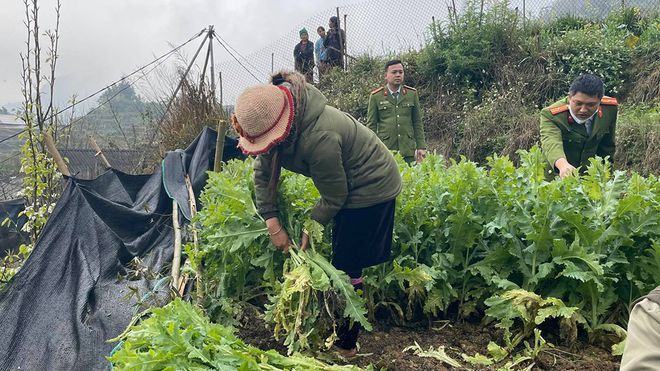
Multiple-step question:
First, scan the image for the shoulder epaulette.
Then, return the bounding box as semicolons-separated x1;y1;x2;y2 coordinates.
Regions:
549;104;569;115
601;96;618;106
403;85;416;91
370;87;384;95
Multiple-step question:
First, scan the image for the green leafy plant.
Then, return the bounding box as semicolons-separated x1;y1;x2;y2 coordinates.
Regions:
108;299;361;370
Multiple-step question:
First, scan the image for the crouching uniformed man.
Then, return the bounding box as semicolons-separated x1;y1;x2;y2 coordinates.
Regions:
540;74;618;178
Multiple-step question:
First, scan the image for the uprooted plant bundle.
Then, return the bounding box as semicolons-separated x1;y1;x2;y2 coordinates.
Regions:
108;299;362;370
191;159;371;355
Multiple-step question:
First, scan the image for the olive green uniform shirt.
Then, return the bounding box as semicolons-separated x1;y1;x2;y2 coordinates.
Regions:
621;286;660;371
540;96;618;172
366;85;426;159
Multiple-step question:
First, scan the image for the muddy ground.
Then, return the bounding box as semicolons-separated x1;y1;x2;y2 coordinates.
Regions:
237;309;620;370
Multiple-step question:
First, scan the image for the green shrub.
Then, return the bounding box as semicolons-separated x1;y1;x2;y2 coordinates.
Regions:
418;1;524;91
545;24;632;95
317;56;383;121
627;19;660;102
458;88;539;164
615;103;660;175
544;15;589;35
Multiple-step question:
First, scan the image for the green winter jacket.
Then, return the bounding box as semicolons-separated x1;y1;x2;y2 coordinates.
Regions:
540;96;618;172
254;83;402;225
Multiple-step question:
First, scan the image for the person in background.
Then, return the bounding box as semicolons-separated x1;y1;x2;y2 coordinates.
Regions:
315;26;328;78
620;285;660;370
540;74;618;178
323;16;346;69
294;28;315;83
231;70;401;357
366;59;427;164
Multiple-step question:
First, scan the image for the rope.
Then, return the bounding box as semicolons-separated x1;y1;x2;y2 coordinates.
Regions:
213;34;263;83
214;33;265;79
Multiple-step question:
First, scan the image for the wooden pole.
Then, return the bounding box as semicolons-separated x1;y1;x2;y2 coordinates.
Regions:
43;131;70;177
88;135;111;169
171;199;182;291
214;119;227;172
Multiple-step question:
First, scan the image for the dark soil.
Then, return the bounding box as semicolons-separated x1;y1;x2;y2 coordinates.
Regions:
237;310;621;370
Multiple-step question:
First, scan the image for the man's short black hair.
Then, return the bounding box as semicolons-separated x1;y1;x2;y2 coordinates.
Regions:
317;26;325;32
385;59;403;71
569;74;605;98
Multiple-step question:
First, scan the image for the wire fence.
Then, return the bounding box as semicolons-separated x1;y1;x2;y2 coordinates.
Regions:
213;0;659;106
1;0;658;200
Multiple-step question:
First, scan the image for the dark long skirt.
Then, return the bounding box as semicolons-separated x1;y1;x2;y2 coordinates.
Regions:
331;199;396;277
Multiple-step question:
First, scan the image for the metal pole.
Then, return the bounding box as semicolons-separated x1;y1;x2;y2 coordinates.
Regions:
271;52;274;73
88;135;111;169
199;35;212;93
135;33;209;172
336;7;345;70
209;25;216;105
343;14;348;69
522;0;526;28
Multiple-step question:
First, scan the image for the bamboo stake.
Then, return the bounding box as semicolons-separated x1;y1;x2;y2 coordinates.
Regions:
88;135;111;169
184;175;203;304
171;199;182;291
43;131;70;176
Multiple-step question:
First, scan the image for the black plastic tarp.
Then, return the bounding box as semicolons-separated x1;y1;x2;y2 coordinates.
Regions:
0;198;27;258
0;128;244;370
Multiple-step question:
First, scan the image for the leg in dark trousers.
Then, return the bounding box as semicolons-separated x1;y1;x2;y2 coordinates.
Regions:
335;269;363;351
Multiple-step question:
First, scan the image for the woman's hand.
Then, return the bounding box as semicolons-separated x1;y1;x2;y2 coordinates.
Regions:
300;231;309;251
266;217;291;252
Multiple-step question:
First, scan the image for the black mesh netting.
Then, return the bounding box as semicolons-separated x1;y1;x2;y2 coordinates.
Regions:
0;128;244;370
0;198;27;259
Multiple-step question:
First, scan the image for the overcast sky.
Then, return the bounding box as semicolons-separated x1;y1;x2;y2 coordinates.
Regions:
0;0;360;108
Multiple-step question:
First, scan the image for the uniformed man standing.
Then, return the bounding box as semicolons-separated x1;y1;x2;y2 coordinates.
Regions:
540;74;618;178
366;60;427;164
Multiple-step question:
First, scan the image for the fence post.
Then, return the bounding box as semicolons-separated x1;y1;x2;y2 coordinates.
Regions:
336;7;346;71
343;13;348;69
